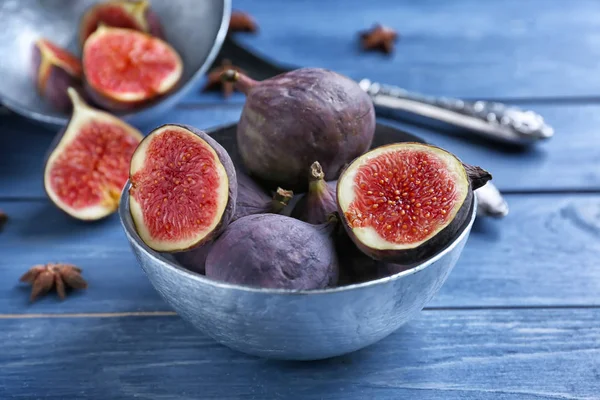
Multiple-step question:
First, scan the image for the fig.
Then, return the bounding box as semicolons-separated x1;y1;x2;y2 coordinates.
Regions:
173;172;293;274
337;142;492;264
205;214;340;290
31;39;83;112
79;0;164;46
233;170;293;221
222;68;376;192
82;25;183;111
128;124;237;253
44;88;143;220
291;161;337;225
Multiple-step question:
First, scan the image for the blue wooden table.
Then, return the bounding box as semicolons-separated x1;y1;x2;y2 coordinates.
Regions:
2;1;600;398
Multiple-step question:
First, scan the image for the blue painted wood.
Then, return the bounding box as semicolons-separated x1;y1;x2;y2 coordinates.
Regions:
1;195;599;313
1;309;598;399
183;0;600;104
2;102;600;199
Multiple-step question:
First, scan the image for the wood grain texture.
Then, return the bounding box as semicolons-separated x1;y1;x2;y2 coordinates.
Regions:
183;0;600;103
1;309;598;399
2;102;600;199
1;194;599;313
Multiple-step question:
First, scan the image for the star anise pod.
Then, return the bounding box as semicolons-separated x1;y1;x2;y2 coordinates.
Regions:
359;24;399;54
20;263;88;302
202;59;245;98
228;10;258;34
0;210;7;230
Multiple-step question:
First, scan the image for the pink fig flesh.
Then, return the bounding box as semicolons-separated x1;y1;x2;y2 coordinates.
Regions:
44;88;143;220
337;142;491;264
82;25;183;111
128;124;237;253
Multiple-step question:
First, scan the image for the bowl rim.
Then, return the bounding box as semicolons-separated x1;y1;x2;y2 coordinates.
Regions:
0;0;232;127
119;180;478;296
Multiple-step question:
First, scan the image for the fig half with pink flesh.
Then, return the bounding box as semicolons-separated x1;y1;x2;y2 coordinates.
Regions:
82;25;183;111
32;39;83;112
44;88;143;220
337;142;491;264
291;161;337;225
128;124;237;253
79;0;164;46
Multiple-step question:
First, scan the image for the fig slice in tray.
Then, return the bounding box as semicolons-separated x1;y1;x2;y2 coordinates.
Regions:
82;25;183;111
32;39;83;112
44;88;143;220
79;0;164;46
337;142;492;264
128;124;237;253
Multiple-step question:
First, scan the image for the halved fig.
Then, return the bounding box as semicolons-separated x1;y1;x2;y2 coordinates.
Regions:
128;124;237;253
79;0;164;46
44;88;143;220
32;39;83;112
337;142;492;263
82;25;183;111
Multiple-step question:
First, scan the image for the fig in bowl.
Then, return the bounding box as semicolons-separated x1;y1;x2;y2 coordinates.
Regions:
119;122;481;361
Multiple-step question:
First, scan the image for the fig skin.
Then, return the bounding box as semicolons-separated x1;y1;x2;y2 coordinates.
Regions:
222;68;376;192
174;172;293;274
291;161;337;225
82;26;183;112
31;39;83;113
233;170;294;221
205;214;340;290
337;143;492;264
44;88;143;221
129;124;237;253
78;0;165;46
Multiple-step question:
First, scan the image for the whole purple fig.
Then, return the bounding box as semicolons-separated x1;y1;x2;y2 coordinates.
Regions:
233;170;293;221
222;68;376;192
205;213;340;290
291;161;337;225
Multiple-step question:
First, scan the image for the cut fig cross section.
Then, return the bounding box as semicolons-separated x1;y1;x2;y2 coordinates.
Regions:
82;25;183;110
32;39;83;112
337;142;491;263
79;0;165;46
44;88;143;220
128;124;237;252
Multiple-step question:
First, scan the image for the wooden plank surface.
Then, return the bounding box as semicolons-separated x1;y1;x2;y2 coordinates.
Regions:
2;102;600;199
1;309;598;399
1;194;599;314
183;0;600;103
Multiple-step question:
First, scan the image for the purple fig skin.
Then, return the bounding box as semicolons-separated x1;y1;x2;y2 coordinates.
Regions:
173;242;213;275
205;214;340;290
337;146;492;264
145;8;165;39
233;170;293;221
291;161;338;225
31;43;83;113
223;68;376;192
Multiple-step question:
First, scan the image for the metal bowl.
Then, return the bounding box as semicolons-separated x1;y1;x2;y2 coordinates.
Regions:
0;0;230;128
118;122;477;361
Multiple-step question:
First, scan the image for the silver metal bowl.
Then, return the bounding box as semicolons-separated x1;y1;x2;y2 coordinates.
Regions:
118;160;477;360
0;0;230;128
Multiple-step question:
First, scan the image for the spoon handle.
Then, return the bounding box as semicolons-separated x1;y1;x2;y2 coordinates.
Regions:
359;79;554;146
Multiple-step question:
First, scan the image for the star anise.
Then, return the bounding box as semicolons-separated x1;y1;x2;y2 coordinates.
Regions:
228;10;258;34
0;210;7;230
359;24;399;54
20;263;88;302
202;59;245;98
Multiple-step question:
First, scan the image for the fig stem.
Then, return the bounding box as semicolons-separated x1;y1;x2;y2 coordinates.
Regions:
309;161;325;181
272;188;294;213
66;87;87;111
463;163;492;190
220;69;257;94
